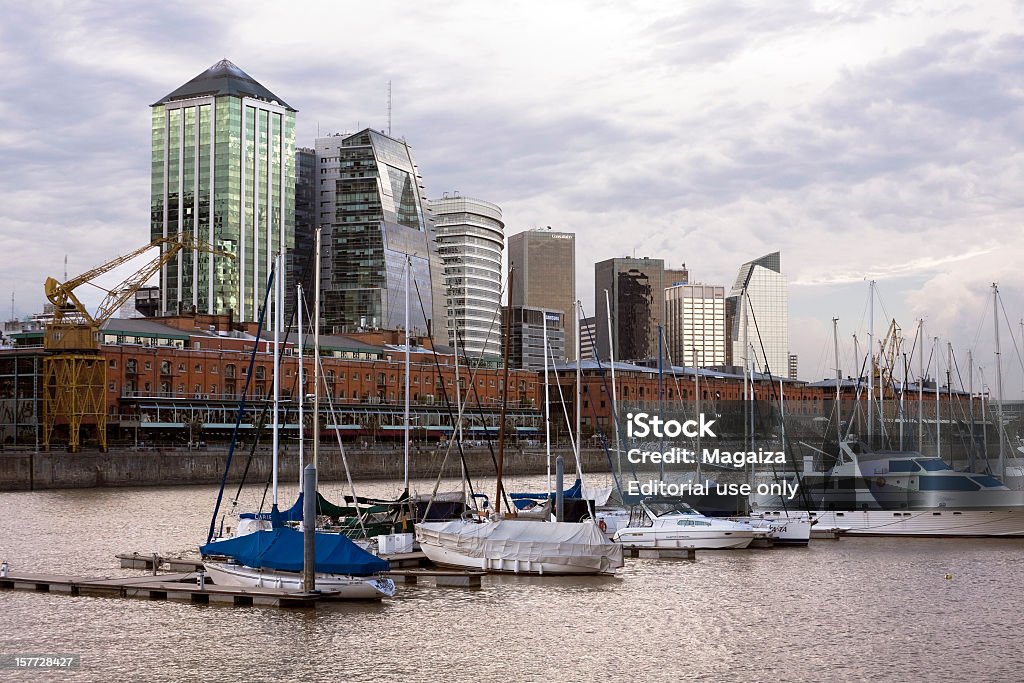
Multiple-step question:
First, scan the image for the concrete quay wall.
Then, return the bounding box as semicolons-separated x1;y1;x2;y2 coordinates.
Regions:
0;447;614;491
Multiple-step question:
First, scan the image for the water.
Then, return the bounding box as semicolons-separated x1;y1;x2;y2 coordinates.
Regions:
2;479;1023;682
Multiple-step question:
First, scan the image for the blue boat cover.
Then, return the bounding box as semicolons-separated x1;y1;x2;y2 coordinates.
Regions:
509;479;583;508
200;527;389;576
239;492;356;522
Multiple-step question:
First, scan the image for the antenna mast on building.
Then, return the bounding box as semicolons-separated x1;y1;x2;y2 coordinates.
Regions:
387;80;392;136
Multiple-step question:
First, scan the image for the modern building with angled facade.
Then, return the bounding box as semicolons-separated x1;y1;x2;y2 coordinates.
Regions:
507;229;576;361
315;129;444;339
726;251;789;377
151;59;296;324
428;195;504;358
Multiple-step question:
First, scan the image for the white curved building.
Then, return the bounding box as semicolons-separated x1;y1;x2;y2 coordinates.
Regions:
428;195;505;358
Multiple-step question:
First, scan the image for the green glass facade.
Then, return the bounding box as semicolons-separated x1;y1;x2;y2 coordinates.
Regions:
151;60;295;323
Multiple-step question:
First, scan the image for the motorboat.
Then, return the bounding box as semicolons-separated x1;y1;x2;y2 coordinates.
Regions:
753;441;1024;536
612;497;756;550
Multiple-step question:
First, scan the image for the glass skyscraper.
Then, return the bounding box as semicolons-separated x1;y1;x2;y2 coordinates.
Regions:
315;130;444;338
151;59;295;323
726;252;789;377
428;195;504;358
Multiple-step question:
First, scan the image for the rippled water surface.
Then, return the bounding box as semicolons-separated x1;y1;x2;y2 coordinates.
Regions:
2;479;1023;682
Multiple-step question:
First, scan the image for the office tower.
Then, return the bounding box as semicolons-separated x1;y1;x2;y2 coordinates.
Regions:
664;263;689;287
665;283;726;368
151;59;296;322
726;252;789;376
315;129;444;337
510;307;565;371
595;257;665;362
578;316;596;361
428;195;504;357
288;147;316;323
507;229;576;360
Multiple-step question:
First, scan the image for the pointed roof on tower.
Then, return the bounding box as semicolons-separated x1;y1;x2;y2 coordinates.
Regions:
152;58;295;111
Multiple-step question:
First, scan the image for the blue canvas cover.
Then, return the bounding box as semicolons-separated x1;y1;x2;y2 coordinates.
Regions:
510;479;583;509
200;527;389;576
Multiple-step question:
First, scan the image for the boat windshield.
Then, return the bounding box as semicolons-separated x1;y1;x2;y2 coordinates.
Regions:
646;501;698;517
914;458;952;472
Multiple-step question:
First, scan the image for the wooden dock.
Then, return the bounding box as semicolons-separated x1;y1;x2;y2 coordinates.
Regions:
0;571;332;608
623;548;698;560
116;550;429;572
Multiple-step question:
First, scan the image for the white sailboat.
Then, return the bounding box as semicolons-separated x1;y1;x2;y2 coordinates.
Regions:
201;238;396;598
416;289;623;576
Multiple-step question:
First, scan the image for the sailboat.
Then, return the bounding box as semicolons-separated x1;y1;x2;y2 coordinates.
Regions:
416;287;623;576
200;240;396;598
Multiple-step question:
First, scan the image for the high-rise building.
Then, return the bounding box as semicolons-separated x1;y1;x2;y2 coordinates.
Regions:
288;147;316;324
510;307;565;371
507;229;576;361
788;354;799;380
428;195;504;358
315;129;444;338
579;316;596;361
151;59;296;322
726;252;788;376
595;257;665;362
665;283;726;368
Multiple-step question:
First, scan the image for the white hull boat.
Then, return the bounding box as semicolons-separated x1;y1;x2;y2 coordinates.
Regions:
203;560;396;598
754;442;1024;537
612;498;756;550
415;518;623;575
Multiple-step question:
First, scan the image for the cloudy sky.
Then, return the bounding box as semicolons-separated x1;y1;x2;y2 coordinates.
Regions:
2;0;1023;390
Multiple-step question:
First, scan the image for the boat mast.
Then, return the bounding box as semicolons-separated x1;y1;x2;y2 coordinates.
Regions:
968;349;975;471
993;283;1006;480
403;254;411;494
934;336;940;461
575;298;588;504
313;228;321;472
868;280;875;448
605;289;620;478
297;284;304;489
917;319;924;453
742;287;749;452
543;310;551;493
272;254;281;508
833;317;841;446
946;342;953;463
494;266;514;517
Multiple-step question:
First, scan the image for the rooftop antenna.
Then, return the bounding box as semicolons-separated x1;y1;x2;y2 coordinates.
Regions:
387;80;392;136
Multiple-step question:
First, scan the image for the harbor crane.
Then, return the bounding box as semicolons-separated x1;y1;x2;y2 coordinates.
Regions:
43;234;232;452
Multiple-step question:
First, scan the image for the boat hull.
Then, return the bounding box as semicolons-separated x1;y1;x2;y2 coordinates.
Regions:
805;509;1024;537
202;561;396;598
415;519;623;576
613;529;754;550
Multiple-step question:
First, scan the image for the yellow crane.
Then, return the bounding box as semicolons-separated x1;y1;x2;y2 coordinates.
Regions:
43;234;232;451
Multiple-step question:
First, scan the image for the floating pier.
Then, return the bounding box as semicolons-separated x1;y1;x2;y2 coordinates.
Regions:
623;548;697;560
0;571;332;608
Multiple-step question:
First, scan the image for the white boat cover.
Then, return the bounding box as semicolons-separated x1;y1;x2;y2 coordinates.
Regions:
417;519;623;572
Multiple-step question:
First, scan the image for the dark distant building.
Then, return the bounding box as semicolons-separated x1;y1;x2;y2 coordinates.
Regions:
287;146;316;324
150;59;296;323
595;257;665;362
508;229;576;360
510;307;565;371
